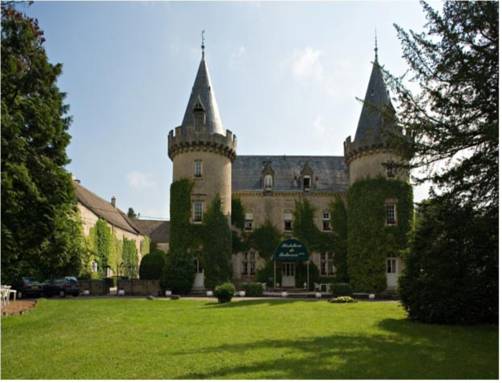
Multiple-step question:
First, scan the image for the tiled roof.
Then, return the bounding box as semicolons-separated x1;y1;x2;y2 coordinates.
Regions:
130;219;170;244
232;155;348;192
352;58;398;150
74;181;139;234
180;55;225;136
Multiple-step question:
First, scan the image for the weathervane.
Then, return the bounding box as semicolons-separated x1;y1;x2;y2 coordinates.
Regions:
201;29;205;58
374;28;379;62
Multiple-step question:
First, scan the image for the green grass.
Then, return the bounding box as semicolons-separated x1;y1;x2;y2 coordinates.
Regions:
1;298;498;379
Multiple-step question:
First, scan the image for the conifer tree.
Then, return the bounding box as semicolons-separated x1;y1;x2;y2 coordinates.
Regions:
388;1;498;214
201;195;232;289
1;3;83;281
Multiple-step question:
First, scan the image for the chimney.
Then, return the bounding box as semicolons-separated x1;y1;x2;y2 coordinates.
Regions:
111;196;116;208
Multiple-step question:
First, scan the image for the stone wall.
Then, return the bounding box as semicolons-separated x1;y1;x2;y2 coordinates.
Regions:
347;150;409;185
173;151;232;218
118;279;161;296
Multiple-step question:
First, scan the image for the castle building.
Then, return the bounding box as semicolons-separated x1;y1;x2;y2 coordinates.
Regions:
168;42;411;291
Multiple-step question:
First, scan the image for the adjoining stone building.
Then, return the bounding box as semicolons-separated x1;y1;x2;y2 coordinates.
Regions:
74;180;169;276
167;42;412;291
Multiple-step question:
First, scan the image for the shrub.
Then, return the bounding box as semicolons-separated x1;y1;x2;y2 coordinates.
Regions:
242;282;263;297
256;261;281;287
214;282;235;303
295;261;320;289
139;249;166;280
399;199;498;325
332;283;353;297
330;296;356;304
160;250;194;295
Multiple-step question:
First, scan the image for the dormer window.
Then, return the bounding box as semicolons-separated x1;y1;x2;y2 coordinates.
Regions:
193;97;206;130
303;176;311;191
264;174;273;191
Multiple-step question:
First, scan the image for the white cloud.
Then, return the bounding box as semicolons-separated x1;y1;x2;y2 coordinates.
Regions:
290;47;324;82
126;171;156;190
229;45;246;68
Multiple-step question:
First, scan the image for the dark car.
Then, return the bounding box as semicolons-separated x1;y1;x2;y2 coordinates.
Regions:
43;276;80;297
12;277;44;299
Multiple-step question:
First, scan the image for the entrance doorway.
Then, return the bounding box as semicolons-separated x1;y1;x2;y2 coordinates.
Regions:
281;262;295;287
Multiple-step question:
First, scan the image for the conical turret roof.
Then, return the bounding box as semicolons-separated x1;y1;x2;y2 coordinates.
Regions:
181;54;225;136
352;54;397;150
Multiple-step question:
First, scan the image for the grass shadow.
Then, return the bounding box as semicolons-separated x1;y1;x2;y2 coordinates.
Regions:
203;298;307;309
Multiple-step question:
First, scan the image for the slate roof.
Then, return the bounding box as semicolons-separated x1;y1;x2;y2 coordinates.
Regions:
232;155;348;192
180;54;225;136
74;181;139;234
130;219;170;244
352;56;398;150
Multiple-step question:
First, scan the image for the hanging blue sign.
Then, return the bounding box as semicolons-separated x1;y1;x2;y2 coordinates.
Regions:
273;238;309;262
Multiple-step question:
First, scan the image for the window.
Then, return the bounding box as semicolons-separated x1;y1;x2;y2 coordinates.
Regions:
244;213;254;231
387;258;397;273
264;174;273;191
385;203;397;226
91;260;98;273
303;176;311;191
284;212;293;232
242;251;256;276
194;160;203;177
193;201;204;223
320;252;335;276
386;166;396;178
322;210;331;231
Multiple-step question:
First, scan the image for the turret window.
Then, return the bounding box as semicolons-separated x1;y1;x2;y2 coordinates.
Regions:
385;201;397;226
194;160;203;177
193;201;204;223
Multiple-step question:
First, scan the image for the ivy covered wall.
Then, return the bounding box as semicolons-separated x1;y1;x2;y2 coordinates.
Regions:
347;177;413;292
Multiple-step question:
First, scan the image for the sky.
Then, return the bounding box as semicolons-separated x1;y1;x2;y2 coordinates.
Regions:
23;1;435;220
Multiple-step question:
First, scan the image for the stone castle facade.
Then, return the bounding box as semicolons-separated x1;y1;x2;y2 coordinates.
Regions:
167;43;411;291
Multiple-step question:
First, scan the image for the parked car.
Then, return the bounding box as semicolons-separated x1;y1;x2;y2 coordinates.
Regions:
43;276;80;297
12;277;44;299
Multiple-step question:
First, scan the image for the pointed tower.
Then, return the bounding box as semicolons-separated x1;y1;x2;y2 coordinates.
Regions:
344;43;408;185
168;45;237;219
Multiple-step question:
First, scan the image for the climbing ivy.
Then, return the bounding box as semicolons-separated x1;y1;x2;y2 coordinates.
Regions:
140;236;151;257
347;177;413;292
231;197;245;230
247;220;282;261
122;238;138;278
331;195;349;282
94;218;113;278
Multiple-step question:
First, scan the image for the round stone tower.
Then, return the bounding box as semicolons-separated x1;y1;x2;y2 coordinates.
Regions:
168;47;237;219
344;46;408;184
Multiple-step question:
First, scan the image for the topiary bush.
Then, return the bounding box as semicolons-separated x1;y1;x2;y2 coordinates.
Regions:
332;282;353;297
242;282;264;297
139;249;166;280
214;282;235;303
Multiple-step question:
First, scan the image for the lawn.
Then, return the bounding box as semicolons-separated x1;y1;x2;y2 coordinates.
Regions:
1;298;498;379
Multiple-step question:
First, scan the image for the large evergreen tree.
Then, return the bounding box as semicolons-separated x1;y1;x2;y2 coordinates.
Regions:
201;195;232;289
388;1;498;214
1;3;83;282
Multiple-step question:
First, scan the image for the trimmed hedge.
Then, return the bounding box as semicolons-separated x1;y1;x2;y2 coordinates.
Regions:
332;282;353;297
139;249;166;280
242;282;264;297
